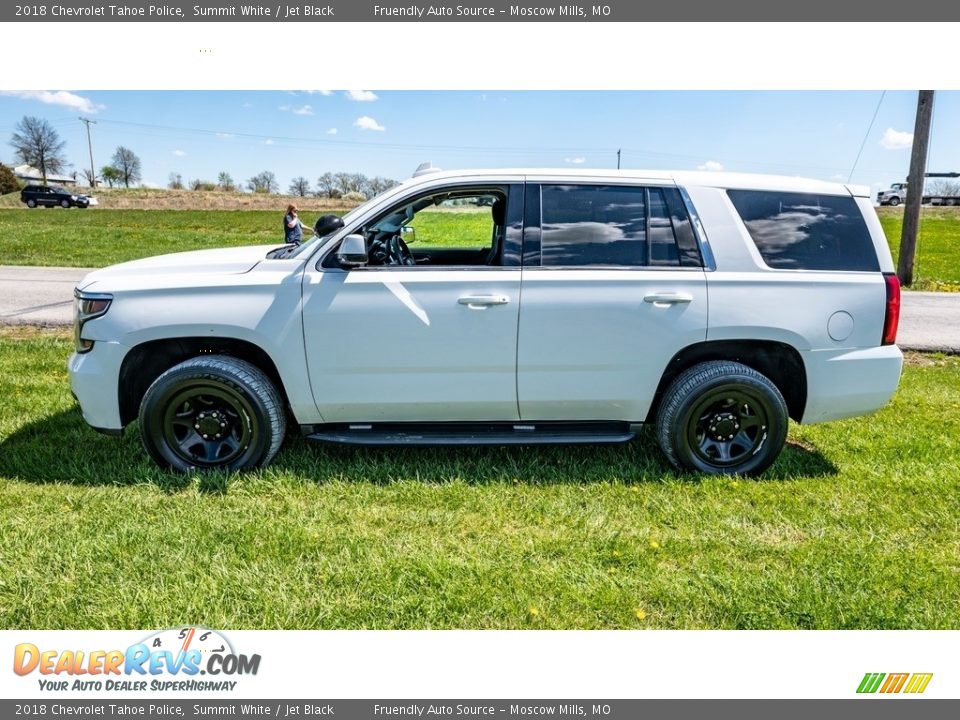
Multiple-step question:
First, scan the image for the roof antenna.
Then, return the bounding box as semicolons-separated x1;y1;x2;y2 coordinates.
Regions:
413;162;442;178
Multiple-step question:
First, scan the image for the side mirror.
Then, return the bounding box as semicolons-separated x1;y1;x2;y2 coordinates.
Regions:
336;234;368;268
401;226;416;244
315;213;345;237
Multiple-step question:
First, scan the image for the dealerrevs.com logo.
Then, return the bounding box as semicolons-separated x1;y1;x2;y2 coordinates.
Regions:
857;673;933;695
13;627;260;693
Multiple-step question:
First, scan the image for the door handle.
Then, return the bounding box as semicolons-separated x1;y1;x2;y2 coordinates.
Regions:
458;294;510;309
643;292;694;307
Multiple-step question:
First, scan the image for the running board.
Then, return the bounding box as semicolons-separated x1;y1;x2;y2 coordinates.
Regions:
303;422;636;447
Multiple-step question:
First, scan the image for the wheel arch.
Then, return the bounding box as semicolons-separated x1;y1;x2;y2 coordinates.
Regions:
118;336;289;427
646;340;807;423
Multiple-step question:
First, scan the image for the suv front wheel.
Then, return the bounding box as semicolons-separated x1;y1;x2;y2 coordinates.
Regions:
139;356;286;472
656;361;788;476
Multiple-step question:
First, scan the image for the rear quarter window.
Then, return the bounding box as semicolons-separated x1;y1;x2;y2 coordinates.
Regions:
727;189;880;272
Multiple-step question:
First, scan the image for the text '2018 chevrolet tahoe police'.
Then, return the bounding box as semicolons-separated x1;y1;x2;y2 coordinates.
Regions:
69;166;903;476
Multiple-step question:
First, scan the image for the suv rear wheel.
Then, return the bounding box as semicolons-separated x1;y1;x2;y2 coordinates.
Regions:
139;356;286;472
655;360;788;476
26;199;36;208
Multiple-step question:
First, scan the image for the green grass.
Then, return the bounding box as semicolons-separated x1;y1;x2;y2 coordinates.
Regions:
0;328;958;629
1;207;958;290
0;209;492;267
877;207;960;290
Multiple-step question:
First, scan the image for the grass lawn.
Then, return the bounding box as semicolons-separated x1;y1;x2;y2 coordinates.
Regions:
0;327;958;629
0;207;956;290
0;209;490;268
877;207;960;290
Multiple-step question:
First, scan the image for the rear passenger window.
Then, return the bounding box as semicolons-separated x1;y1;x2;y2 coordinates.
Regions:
540;185;701;268
727;190;880;272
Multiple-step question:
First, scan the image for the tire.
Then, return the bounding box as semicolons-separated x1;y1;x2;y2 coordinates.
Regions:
889;197;900;207
26;199;36;208
139;356;286;472
60;199;70;208
655;360;788;476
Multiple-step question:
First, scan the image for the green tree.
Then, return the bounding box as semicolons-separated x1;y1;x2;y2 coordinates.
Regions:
217;171;235;191
0;163;19;195
10;116;67;185
100;165;121;188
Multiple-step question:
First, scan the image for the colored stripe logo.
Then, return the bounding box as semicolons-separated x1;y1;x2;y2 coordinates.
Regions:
857;672;933;694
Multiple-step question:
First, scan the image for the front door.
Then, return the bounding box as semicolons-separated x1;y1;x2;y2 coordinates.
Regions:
301;184;523;423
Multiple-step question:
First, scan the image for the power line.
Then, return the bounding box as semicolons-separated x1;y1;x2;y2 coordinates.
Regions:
847;90;886;183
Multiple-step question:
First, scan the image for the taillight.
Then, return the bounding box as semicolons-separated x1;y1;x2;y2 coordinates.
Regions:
882;272;900;346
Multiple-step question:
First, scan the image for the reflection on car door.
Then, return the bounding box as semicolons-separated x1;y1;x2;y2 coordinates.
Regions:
517;182;709;422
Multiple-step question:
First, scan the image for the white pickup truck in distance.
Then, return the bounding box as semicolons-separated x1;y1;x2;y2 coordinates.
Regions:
69;167;903;476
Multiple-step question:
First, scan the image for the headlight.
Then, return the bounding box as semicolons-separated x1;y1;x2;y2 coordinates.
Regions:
71;195;78;200
74;290;113;353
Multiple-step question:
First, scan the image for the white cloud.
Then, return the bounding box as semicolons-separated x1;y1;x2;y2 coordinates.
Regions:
697;160;724;172
564;157;586;164
172;149;186;157
346;90;378;102
304;90;333;96
216;132;234;139
0;90;103;114
263;139;275;145
326;128;338;135
880;127;913;150
279;103;314;115
354;116;385;132
242;102;253;108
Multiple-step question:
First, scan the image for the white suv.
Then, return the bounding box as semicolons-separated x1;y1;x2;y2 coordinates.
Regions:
69;168;903;476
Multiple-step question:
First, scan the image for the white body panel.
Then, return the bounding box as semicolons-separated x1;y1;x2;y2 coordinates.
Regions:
517;269;707;421
67;167;903;436
301;269;521;422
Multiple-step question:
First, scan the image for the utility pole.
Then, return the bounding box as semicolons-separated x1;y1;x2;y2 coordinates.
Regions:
616;148;621;170
79;117;97;189
898;90;934;287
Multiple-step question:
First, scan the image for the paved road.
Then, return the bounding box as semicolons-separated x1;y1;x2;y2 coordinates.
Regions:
0;265;958;352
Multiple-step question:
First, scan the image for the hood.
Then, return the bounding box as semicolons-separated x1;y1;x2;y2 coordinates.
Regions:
77;245;276;291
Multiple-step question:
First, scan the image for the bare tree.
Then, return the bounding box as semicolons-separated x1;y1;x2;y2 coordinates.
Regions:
289;176;311;197
81;168;98;187
217;171;235;191
316;172;338;198
247;170;278;194
365;176;400;197
111;146;142;188
927;180;960;197
168;172;184;190
10;116;67;185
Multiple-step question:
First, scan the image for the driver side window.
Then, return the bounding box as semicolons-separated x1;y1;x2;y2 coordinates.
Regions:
331;186;517;269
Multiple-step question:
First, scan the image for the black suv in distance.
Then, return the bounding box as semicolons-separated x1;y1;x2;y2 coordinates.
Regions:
20;185;92;209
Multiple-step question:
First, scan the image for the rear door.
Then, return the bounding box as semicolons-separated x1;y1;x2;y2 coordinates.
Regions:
517;182;708;422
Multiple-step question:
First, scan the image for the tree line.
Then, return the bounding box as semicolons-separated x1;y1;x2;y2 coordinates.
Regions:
5;114;399;200
171;170;399;200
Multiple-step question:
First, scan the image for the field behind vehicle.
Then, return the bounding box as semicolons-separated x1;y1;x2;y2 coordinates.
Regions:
877;207;960;290
0;327;958;630
0;205;957;290
0;208;489;267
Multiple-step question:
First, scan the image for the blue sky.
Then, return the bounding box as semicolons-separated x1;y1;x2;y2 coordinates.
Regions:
1;90;958;194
